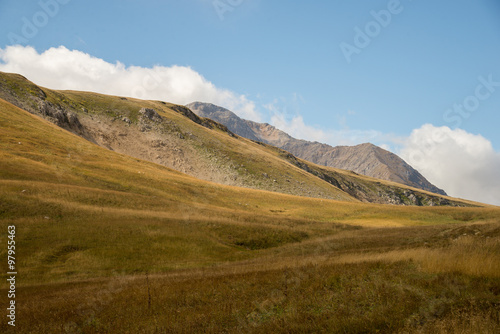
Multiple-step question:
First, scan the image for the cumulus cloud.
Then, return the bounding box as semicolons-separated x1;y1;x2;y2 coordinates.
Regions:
399;124;500;205
268;112;500;205
0;45;261;121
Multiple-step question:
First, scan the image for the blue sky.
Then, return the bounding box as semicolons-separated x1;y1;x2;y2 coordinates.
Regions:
1;0;499;204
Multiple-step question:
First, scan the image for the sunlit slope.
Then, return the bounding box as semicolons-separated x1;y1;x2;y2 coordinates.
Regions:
0;71;481;206
0;96;356;214
0;71;356;201
1;98;499;285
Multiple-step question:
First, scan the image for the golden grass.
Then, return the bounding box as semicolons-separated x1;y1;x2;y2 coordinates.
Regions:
415;237;500;277
401;304;500;334
2;256;499;333
328;237;500;278
1;95;500;332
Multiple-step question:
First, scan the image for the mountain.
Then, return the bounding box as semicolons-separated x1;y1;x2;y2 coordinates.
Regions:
187;101;262;142
186;102;446;195
0;71;467;206
2;81;499;333
278;142;447;196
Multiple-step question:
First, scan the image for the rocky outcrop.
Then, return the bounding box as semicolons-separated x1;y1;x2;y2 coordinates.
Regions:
172;104;236;137
271;144;459;206
139;108;163;122
38;100;84;134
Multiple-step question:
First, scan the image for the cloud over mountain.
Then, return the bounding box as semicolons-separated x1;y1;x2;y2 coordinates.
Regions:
399;124;500;205
0;45;261;121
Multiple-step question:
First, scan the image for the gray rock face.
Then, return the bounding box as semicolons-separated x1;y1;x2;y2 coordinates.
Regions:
139;108;162;122
38;100;83;131
186;101;447;196
186;102;261;142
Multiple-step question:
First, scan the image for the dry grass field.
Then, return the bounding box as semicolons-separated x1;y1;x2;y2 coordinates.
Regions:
1;98;499;333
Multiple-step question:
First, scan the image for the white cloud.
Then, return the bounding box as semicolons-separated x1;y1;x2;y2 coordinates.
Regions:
267;113;500;205
269;111;396;146
0;45;261;121
270;113;328;142
399;124;500;205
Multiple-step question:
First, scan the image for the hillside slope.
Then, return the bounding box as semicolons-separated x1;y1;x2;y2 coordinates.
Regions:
186;102;446;195
2;95;500;334
0;72;467;206
0;73;354;202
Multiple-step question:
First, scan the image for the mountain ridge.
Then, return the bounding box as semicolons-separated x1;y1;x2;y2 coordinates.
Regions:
186;102;446;195
0;71;469;207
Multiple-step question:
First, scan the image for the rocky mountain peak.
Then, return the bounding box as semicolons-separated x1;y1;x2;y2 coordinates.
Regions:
187;102;447;195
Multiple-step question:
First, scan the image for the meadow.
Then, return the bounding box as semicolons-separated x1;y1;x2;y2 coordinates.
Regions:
0;98;499;333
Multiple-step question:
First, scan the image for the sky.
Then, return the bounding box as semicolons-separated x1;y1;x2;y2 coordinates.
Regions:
0;0;499;205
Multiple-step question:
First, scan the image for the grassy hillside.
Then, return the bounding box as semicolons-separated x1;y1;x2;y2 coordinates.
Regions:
0;71;356;202
1;94;500;332
0;71;480;207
